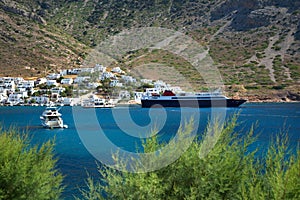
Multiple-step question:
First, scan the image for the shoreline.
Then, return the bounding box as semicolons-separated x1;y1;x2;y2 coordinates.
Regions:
242;98;300;103
1;100;300;107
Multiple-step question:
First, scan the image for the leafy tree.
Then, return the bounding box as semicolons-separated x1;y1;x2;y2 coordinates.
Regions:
57;76;64;83
64;85;74;97
30;98;36;104
100;78;113;95
60;91;67;97
0;129;64;200
79;116;300;200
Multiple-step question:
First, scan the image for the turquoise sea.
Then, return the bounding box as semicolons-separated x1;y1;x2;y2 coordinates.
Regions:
0;103;300;199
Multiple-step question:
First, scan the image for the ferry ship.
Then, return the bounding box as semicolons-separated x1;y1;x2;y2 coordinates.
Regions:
141;90;246;108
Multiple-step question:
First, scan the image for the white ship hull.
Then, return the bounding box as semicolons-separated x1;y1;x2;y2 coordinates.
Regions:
40;106;68;129
40;116;65;128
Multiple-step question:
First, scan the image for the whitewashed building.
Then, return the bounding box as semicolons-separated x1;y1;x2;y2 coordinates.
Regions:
8;93;23;104
111;67;124;74
145;88;160;95
121;75;136;84
87;82;101;89
1;78;16;91
140;79;153;85
31;96;50;104
35;78;47;85
60;69;68;76
46;80;58;87
67;68;82;75
60;78;73;85
50;87;66;94
169;86;184;94
0;90;7;103
94;64;106;72
13;77;24;84
100;72;115;80
47;73;61;80
17;80;35;89
61;97;74;106
80;68;94;73
15;91;28;98
119;90;131;99
74;76;90;84
110;79;123;87
134;92;144;102
154;80;169;92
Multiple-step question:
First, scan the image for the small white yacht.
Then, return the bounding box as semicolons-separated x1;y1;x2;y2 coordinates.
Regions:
40;106;68;129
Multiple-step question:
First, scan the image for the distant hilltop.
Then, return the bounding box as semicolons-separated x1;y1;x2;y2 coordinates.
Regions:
0;0;299;101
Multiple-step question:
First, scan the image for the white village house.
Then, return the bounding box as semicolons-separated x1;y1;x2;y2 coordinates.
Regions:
0;77;16;92
111;67;124;74
145;88;160;95
46;80;58;87
50;87;66;94
80;68;94;73
60;78;73;85
74;76;90;84
119;90;131;99
134;92;144;102
61;97;74;106
17;80;35;91
100;72;115;80
35;78;47;85
110;79;123;87
0;89;8;103
31;95;50;104
87;82;101;89
153;80;169;92
47;73;61;80
94;64;106;72
140;79;153;85
8;93;24;104
121;75;136;84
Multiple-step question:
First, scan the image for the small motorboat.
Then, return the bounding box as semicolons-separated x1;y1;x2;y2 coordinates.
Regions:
40;106;68;129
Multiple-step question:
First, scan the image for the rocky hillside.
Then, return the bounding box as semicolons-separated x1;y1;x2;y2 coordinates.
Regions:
0;0;89;77
1;0;300;100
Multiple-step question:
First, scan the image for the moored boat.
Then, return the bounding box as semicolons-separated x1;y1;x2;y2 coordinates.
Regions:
141;90;246;108
40;106;68;128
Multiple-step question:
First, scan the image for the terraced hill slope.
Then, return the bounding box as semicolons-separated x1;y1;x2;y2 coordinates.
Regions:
1;0;300;100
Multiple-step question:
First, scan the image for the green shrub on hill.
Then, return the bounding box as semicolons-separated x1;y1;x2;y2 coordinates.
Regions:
0;129;63;200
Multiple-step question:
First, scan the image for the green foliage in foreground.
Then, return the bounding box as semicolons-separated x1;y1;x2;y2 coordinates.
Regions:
80;116;300;200
0;129;63;200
